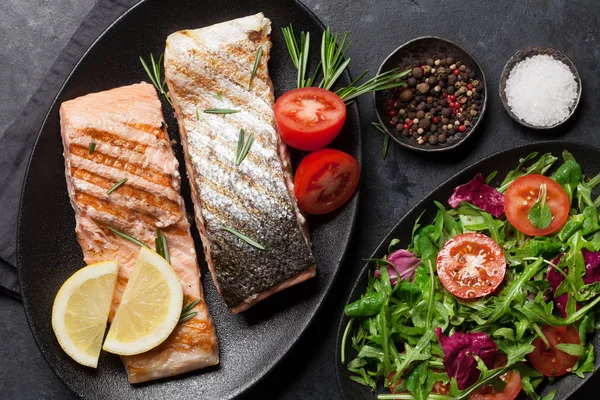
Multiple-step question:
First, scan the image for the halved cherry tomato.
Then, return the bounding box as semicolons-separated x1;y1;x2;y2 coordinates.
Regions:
294;149;359;214
529;325;580;377
470;354;522;400
387;370;450;395
437;233;506;299
274;87;347;151
504;174;569;236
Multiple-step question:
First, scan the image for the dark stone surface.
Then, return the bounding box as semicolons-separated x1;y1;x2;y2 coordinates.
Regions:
1;0;600;399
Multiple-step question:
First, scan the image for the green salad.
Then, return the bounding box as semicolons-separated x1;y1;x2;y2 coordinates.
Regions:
341;151;600;400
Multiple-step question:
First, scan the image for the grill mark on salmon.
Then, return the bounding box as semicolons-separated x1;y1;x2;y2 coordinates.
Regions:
165;13;316;313
60;82;218;383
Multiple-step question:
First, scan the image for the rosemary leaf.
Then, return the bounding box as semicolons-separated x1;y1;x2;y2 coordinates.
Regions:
182;298;201;315
196;106;200;121
236;129;245;160
215;92;223;101
155;228;170;264
248;46;263;89
139;53;172;106
203;108;240;115
236;130;254;166
107;226;149;248
221;226;265;250
89;142;96;155
178;312;197;325
106;178;128;195
372;122;390;160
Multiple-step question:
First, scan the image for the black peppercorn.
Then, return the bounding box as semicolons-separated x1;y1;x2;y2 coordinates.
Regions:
438;133;447;143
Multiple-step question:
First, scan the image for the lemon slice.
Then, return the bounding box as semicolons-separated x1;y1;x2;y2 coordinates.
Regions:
52;261;119;368
102;247;183;356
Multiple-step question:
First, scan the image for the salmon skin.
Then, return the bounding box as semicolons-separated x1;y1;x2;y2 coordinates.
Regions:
164;13;317;314
59;82;219;383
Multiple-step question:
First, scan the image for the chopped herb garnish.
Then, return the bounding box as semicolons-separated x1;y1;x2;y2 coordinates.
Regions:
248;46;263;89
196;106;200;121
106;178;128;195
215;92;223;101
89;142;96;155
221;226;265;250
155;228;170;264
235;128;254;166
107;226;149;248
203;108;240;115
139;53;172;105
372;122;390;160
178;295;200;324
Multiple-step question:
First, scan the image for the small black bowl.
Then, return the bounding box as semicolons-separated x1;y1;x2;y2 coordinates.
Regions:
374;36;487;152
499;46;582;130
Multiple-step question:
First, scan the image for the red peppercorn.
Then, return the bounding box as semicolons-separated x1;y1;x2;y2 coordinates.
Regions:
458;125;467;132
442;92;448;99
453;109;458;115
387;98;395;105
432;116;439;124
403;123;410;129
388;109;397;117
448;101;455;108
448;95;456;102
467;83;473;90
453;69;460;75
420;65;425;70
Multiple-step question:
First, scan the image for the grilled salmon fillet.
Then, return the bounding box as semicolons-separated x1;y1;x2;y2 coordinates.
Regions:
59;82;219;383
164;13;317;313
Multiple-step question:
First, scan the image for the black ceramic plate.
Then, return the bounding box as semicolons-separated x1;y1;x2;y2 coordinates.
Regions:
17;1;361;399
336;142;600;400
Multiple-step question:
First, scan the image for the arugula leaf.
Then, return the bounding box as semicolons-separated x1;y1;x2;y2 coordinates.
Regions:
498;152;558;193
406;361;435;400
391;329;435;383
528;183;552;230
554;343;586;357
551;150;582;203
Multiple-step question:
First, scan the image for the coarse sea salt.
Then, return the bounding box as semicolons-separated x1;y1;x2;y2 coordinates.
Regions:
505;54;578;127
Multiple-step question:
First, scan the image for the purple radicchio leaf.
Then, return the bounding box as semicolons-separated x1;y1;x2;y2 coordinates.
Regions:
547;254;569;318
448;173;505;217
435;328;498;390
582;248;600;284
374;249;421;285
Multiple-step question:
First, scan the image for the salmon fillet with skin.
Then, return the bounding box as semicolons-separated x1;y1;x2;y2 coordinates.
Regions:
164;13;316;314
59;82;219;383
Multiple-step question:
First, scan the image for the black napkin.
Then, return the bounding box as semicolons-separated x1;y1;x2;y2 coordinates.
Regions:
0;0;140;297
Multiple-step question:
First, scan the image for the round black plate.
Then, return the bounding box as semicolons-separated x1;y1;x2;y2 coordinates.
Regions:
17;1;361;399
336;142;600;400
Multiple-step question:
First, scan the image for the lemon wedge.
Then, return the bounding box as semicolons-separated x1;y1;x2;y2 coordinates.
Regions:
102;247;183;356
52;261;119;368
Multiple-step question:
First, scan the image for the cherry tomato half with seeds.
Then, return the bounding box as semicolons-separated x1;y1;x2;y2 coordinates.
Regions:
437;233;506;299
470;354;522;400
294;149;359;215
529;325;580;377
274;87;347;151
504;174;569;236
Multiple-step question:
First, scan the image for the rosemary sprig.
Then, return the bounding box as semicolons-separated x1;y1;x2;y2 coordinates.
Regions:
235;129;254;166
89;142;96;155
154;228;170;264
139;53;172;105
336;68;411;101
106;178;128;195
319;27;352;90
203;108;240;115
282;26;411;100
372;122;390;160
107;226;149;248
221;226;265;250
281;25;314;87
178;295;200;324
248;46;263;89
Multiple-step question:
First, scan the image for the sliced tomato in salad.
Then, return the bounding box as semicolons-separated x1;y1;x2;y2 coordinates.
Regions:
529;325;580;377
470;354;522;400
294;149;359;215
436;233;506;299
274;87;347;151
504;174;569;236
